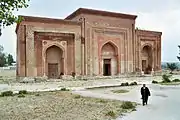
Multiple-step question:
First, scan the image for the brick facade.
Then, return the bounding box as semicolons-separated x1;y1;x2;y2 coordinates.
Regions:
16;8;162;78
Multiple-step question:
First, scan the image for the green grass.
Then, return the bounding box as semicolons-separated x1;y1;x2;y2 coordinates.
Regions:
172;79;180;82
35;93;40;96
121;101;136;110
19;90;28;94
18;94;25;98
105;111;116;118
111;89;129;94
60;88;70;91
0;91;13;97
152;80;158;84
74;95;81;99
98;99;108;103
159;82;180;85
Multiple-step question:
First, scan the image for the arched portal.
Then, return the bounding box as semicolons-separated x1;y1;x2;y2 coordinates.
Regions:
141;45;153;74
46;45;64;79
101;42;118;76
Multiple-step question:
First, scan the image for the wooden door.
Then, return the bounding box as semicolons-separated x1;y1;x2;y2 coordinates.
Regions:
48;63;58;79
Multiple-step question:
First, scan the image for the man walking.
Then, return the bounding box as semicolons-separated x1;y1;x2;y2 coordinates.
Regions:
141;84;151;106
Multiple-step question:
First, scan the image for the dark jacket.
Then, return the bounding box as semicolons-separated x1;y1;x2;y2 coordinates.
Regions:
141;87;151;98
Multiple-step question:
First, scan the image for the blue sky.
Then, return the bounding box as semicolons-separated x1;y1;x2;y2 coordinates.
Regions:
0;0;180;62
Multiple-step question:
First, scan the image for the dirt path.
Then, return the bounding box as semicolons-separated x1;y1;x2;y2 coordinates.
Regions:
118;85;180;120
73;84;180;120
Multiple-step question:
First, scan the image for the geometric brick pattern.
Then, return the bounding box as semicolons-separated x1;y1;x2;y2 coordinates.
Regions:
16;8;162;77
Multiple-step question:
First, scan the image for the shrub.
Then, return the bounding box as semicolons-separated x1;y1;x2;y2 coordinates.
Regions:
167;63;178;74
152;80;158;84
133;82;138;85
162;74;171;83
121;101;135;109
121;82;129;86
105;111;116;117
60;88;69;91
1;91;13;97
120;83;125;86
35;94;40;96
130;82;138;86
129;82;134;86
19;90;28;94
74;95;81;99
18;94;25;98
125;82;129;86
98;99;107;103
172;79;180;82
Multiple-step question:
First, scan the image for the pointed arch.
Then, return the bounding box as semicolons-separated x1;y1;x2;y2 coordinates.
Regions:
141;44;153;74
100;41;119;76
44;44;65;58
101;41;118;56
45;45;64;79
141;43;153;51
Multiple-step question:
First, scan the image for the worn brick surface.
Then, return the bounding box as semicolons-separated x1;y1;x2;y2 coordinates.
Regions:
16;8;162;77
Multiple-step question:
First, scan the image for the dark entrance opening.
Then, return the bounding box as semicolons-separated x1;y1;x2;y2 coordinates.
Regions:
103;59;111;76
48;63;58;79
142;60;147;72
141;45;153;74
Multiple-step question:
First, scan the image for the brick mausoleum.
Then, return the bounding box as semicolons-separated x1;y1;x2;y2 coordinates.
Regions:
16;8;162;78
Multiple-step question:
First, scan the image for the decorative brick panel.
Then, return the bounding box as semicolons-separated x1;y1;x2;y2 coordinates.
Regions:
16;9;162;77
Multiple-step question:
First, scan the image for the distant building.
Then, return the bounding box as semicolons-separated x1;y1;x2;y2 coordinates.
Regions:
16;8;162;78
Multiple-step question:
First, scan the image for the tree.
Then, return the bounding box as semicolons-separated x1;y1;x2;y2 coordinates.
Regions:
0;0;30;35
177;45;180;61
166;63;178;74
0;53;6;67
7;54;14;65
0;45;6;67
0;45;4;53
161;63;167;70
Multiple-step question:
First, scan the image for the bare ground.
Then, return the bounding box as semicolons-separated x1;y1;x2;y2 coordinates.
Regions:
0;70;16;84
0;91;136;120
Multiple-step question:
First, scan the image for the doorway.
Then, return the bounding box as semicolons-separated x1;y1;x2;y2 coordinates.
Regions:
46;45;63;79
48;63;58;79
101;42;118;75
141;45;153;74
103;59;111;76
142;60;147;72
